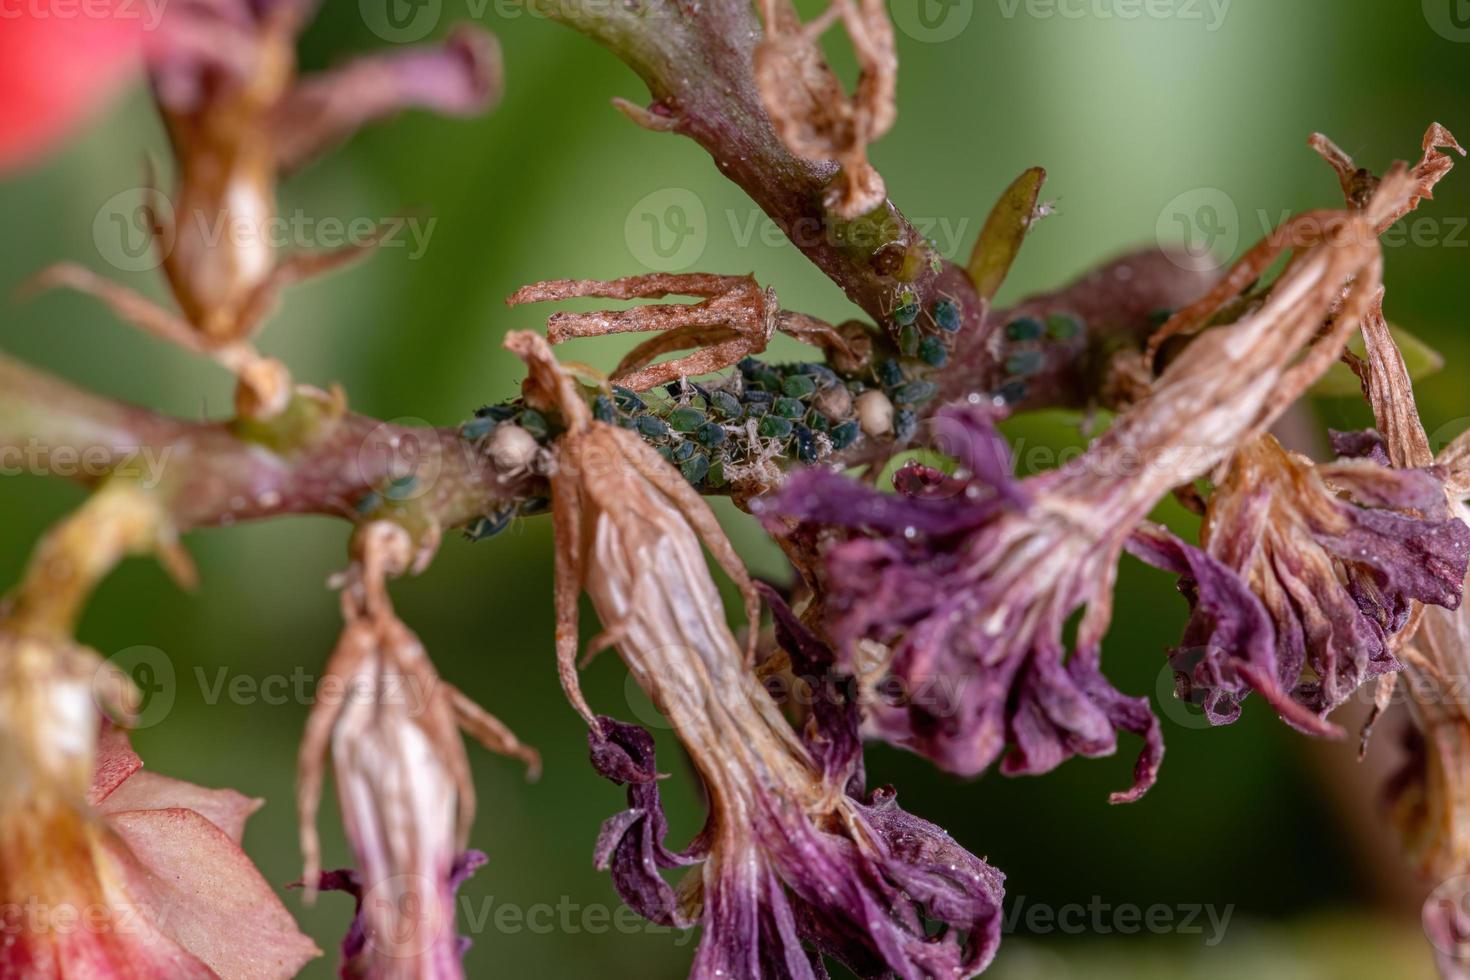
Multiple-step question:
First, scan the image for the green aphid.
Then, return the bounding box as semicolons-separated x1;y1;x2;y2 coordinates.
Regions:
465;509;514;541
518;408;549;439
919;335;949;367
759;415;794;439
807;413;830;434
781;374;817;398
1046;313;1083;340
893;290;920;327
752;368;784;391
668;407;706;432
656;445;675;462
744;401;769;419
892;380;938;406
681;454;710;484
635;415;670;439
1005;350;1046;377
895;409;918;443
384;474;419;502
774;397;805;419
709;389;742;419
697;422;728;448
998;380;1028;404
1005;317;1044;342
899;324;921;357
933;300;961;333
612;386;645;411
707;459;728;487
460;415;498;441
830;420;860;450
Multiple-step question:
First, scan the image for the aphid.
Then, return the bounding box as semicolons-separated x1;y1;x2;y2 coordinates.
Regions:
1005;317;1044;341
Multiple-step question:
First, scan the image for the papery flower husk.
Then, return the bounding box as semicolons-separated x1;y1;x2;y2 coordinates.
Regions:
298;524;535;980
507;330;1003;978
1;633;317;979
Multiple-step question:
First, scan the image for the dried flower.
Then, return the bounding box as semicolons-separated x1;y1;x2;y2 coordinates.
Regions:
764;137;1461;794
753;0;897;218
0;632;318;978
1142;434;1468;728
507;273;852;392
765;401;1165;800
298;522;537;979
507;331;1004;978
32;8;501;417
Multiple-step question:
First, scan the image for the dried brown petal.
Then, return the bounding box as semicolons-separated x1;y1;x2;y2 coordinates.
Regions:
753;0;897;218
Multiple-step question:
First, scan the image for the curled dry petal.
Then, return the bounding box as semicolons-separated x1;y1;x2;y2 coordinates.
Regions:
0;632;318;978
508;331;1002;977
753;0;897;218
507;272;848;392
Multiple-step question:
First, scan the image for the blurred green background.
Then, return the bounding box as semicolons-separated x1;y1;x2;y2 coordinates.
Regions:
2;0;1467;976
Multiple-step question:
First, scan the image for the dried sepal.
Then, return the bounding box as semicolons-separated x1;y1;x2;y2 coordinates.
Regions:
296;522;535;977
507;272;849;392
753;0;897;218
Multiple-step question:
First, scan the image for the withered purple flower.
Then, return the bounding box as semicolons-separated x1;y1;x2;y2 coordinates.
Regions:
1140;434;1469;727
764;138;1461;799
507;331;1004;979
765;401;1164;801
